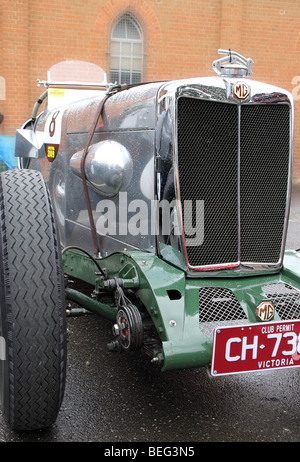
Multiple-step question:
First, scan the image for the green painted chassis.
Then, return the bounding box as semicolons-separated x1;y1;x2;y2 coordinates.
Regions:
63;247;300;372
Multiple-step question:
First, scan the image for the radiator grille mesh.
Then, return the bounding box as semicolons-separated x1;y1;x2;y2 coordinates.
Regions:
199;287;247;337
240;105;290;263
262;283;300;320
177;98;290;269
198;284;300;338
177;99;239;267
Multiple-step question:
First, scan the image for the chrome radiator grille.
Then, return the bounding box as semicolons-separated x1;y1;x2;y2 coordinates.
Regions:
199;287;248;337
177;97;290;270
262;283;300;320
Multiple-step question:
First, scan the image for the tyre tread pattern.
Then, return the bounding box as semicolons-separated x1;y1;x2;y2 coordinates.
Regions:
0;169;66;430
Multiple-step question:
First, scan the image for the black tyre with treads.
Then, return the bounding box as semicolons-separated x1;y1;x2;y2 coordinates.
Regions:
0;169;67;431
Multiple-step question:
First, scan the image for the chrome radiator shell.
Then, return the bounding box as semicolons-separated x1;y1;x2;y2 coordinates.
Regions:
157;77;294;276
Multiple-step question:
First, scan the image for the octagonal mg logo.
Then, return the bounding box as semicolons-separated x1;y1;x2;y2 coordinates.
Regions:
256;301;275;322
233;81;250;100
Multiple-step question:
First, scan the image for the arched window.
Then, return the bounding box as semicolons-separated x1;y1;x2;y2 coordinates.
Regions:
109;12;144;85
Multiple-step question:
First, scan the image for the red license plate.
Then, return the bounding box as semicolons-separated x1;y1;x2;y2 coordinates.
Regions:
211;320;300;376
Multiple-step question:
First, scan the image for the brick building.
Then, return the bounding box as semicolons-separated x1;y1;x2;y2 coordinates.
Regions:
0;0;300;180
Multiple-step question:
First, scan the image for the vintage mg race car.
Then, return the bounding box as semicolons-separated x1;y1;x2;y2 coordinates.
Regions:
1;50;300;430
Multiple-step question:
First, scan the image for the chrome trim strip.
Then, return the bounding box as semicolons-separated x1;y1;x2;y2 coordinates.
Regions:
237;104;241;266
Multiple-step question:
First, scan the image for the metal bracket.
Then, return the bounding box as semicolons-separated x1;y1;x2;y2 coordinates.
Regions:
213;49;254;77
37;78;109;91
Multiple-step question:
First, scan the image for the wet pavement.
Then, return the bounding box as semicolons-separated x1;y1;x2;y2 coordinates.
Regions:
0;185;299;443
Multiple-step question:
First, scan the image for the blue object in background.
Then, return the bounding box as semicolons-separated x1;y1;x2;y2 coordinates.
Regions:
0;135;18;171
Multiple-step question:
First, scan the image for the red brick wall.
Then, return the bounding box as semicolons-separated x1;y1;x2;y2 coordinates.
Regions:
0;0;31;132
0;0;300;180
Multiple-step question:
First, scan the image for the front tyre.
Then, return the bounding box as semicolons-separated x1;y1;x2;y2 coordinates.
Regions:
0;169;67;431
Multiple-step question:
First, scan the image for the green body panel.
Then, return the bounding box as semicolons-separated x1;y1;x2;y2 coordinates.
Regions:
62;248;300;371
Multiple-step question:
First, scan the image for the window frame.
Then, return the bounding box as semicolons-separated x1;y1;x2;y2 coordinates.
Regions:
108;11;147;85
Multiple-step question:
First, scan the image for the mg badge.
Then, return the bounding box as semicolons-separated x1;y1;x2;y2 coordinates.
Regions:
256;301;275;322
233;81;250;100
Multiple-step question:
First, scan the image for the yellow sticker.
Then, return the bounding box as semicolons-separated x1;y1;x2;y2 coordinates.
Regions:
46;144;59;162
49;88;65;97
47;145;56;158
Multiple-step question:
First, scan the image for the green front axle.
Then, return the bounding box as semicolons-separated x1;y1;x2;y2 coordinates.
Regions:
62;247;300;371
